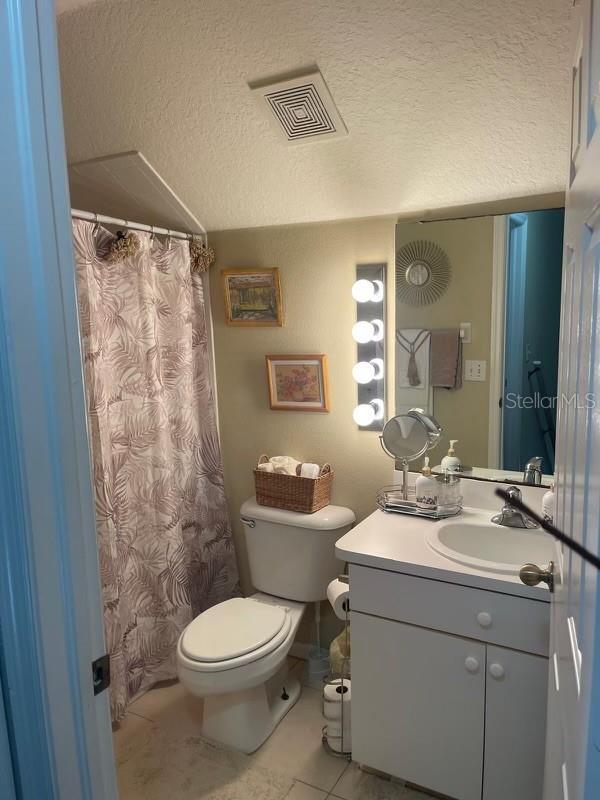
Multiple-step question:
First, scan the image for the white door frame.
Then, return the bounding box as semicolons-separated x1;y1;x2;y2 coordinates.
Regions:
488;215;507;469
0;1;117;797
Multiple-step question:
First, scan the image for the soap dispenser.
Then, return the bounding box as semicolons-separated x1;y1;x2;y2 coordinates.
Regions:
416;457;438;510
542;482;555;523
441;440;461;473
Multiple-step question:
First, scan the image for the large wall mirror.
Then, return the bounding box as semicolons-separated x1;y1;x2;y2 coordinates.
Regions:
394;207;564;485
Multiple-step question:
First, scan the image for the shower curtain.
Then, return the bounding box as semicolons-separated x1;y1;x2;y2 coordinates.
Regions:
73;220;239;721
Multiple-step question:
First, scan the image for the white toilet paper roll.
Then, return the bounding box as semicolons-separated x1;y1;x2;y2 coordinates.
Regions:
327;727;352;754
324;679;352;753
323;679;351;721
327;578;350;620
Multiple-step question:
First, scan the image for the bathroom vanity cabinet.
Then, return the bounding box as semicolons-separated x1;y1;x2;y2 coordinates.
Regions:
349;565;549;800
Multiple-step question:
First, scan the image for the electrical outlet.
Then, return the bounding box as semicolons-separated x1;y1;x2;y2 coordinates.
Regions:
464;359;486;382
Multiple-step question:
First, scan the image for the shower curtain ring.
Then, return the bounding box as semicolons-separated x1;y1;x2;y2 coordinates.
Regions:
149;224;155;242
92;212;100;235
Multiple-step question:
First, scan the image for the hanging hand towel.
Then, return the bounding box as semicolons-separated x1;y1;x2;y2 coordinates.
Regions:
395;329;432;415
430;329;463;389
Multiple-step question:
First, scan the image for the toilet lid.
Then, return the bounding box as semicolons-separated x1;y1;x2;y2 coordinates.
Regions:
180;597;288;663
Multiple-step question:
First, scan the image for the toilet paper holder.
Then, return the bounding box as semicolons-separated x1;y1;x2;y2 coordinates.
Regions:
322;573;352;759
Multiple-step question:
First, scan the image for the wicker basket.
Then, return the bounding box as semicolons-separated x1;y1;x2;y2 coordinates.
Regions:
254;455;333;513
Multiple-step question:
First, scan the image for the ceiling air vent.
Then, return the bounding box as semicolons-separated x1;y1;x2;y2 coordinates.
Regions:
251;70;347;144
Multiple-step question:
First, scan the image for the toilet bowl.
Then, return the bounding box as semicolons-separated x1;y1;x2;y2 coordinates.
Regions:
177;498;355;753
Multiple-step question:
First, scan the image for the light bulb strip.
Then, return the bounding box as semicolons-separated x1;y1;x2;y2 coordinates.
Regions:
352;262;386;431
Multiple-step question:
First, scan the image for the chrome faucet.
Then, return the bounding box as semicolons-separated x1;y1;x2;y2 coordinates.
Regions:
491;486;539;529
523;456;543;486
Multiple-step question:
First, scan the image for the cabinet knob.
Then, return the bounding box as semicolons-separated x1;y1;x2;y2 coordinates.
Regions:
489;662;505;680
476;611;492;628
465;656;480;674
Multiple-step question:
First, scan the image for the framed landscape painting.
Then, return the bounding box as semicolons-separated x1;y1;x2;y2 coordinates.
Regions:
266;354;330;412
222;267;283;327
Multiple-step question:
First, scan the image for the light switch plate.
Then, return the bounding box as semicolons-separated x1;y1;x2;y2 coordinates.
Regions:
464;359;486;381
460;322;472;344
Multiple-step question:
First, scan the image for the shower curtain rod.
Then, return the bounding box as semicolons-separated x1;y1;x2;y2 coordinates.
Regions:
71;208;206;241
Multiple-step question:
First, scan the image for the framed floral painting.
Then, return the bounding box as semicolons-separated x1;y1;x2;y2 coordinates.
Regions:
222;267;283;327
265;354;330;412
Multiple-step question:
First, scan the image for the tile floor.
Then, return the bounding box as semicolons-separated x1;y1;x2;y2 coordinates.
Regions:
115;658;437;800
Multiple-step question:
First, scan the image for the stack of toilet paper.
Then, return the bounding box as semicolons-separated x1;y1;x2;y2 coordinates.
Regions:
323;679;351;754
256;456;321;478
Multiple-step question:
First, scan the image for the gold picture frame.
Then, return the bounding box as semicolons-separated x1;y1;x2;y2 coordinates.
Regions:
222;267;283;327
265;354;330;412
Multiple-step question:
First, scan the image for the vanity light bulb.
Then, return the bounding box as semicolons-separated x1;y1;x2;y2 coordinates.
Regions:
353;399;384;426
351;279;385;303
370;358;384;380
352;321;375;343
352;279;374;303
353;403;376;426
371;399;384;420
371;280;384;302
352;361;376;384
371;319;384;342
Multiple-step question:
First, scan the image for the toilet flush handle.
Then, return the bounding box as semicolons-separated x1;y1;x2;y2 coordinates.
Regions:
240;516;256;528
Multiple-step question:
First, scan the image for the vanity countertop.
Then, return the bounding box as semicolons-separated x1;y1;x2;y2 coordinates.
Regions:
335;507;553;602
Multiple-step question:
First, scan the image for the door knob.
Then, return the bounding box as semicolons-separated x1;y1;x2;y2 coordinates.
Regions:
519;561;554;593
465;656;480;674
489;663;505;680
477;611;492;628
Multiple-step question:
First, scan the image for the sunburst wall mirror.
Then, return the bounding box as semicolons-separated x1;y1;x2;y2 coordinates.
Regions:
396;240;452;306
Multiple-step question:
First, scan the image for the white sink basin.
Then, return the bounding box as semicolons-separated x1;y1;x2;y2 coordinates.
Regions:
427;519;554;575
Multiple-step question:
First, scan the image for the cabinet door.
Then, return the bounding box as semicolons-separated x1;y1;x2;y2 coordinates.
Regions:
483;646;548;800
351;611;485;800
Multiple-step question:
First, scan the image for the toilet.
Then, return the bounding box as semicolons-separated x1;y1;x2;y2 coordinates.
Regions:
176;497;355;753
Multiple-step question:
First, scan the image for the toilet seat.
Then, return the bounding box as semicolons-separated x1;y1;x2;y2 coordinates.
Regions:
180;597;292;672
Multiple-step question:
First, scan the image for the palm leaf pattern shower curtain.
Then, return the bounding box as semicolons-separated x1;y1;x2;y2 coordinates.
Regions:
73;220;239;721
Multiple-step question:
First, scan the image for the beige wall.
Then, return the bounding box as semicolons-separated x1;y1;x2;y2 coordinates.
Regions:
208;204;555;645
210;217;396;645
395;216;495;468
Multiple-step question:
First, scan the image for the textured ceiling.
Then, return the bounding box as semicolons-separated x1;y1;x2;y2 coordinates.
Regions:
57;0;575;232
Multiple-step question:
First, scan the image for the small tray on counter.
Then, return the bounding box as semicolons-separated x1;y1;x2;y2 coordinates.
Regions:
376;484;462;520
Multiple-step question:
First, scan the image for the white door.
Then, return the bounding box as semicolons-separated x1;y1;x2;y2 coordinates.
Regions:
545;2;600;798
351;612;486;800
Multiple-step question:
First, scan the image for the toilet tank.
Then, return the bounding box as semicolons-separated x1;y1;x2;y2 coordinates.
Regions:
240;498;355;602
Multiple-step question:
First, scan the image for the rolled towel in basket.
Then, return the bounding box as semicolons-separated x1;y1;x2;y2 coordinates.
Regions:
256;461;274;472
298;462;320;479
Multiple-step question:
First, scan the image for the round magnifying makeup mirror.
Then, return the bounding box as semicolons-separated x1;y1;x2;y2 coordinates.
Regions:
380;408;442;499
